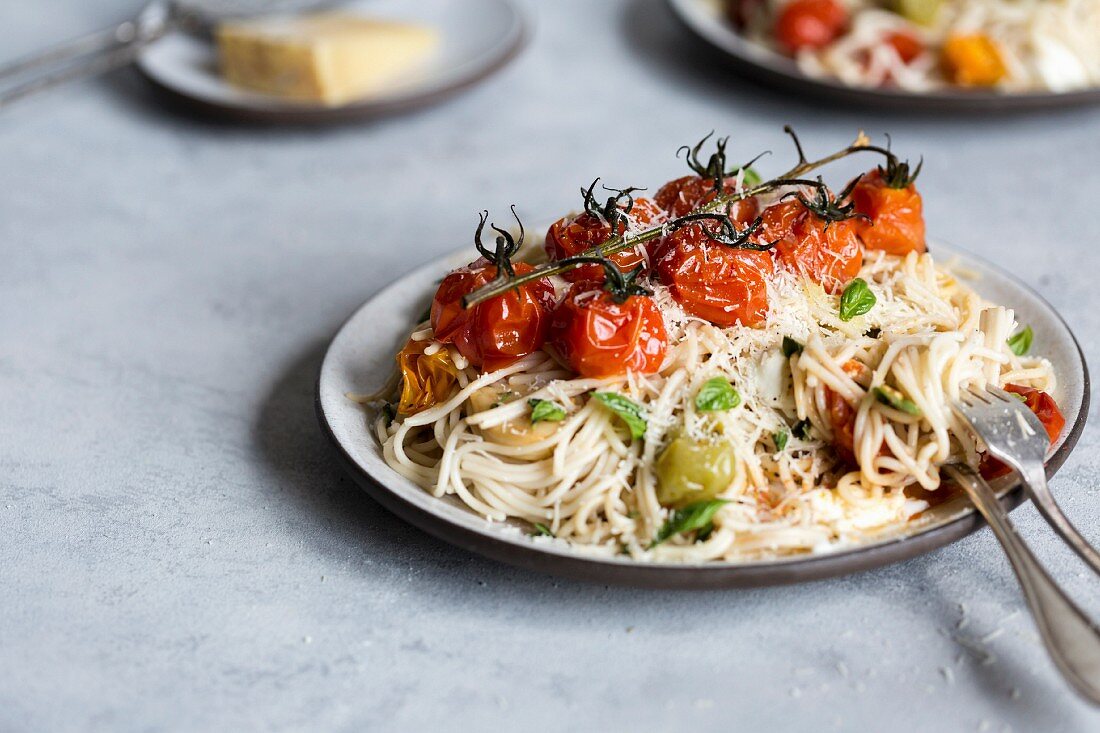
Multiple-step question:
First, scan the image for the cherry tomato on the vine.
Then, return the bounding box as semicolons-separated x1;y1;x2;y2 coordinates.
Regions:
545;198;663;283
757;198;863;293
655;175;760;222
431;260;556;371
547;286;668;378
850;167;926;256
655;221;774;328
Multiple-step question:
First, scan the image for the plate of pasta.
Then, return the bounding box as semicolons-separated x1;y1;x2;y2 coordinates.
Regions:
317;129;1088;587
667;0;1100;109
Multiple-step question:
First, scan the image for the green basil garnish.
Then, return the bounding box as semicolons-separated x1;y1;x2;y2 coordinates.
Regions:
695;377;741;412
873;385;922;416
774;429;789;451
529;398;567;424
739;167;762;187
592;392;647;440
650;499;729;548
532;523;554;537
839;278;876;322
1007;325;1033;356
782;336;804;357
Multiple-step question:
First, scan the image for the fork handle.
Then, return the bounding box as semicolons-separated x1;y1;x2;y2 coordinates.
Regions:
1023;465;1100;576
946;466;1100;704
0;11;170;111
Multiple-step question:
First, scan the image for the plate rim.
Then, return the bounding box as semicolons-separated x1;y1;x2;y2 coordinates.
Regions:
315;242;1090;589
664;0;1100;112
134;0;528;124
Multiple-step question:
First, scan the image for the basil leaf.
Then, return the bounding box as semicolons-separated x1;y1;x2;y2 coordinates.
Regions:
695;377;741;412
651;499;729;548
782;336;804;357
793;419;813;440
1007;325;1033;356
839;278;876;322
529;398;567;424
774;429;789;451
739;167;762;187
592;392;647;440
873;385;922;416
532;523;554;537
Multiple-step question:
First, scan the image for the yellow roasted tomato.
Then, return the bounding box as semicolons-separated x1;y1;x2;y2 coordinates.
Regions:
655;434;736;508
942;34;1006;87
397;338;459;416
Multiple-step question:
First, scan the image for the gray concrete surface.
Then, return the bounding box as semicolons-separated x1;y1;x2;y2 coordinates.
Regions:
2;1;1100;730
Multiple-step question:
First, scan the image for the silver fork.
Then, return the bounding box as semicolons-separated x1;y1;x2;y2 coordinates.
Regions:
948;385;1100;703
955;384;1100;574
943;464;1100;704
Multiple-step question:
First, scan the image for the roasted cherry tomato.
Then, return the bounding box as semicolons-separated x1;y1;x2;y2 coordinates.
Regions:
758;198;862;293
942;34;1006;87
655;175;760;222
851;167;926;256
547;286;668;378
775;0;848;54
823;360;869;466
979;384;1064;479
886;31;924;64
396;337;459;415
825;387;857;466
1005;384;1065;443
545;197;663;283
656;221;774;328
431;259;556;371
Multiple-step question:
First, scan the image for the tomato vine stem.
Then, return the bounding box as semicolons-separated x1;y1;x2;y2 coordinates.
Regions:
461;128;895;309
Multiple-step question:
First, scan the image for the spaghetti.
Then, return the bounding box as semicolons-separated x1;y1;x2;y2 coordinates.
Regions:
360;132;1063;562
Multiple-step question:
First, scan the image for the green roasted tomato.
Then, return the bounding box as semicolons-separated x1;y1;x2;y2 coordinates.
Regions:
655;435;736;508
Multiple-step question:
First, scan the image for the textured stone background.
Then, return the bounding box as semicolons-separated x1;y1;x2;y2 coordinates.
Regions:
2;1;1099;731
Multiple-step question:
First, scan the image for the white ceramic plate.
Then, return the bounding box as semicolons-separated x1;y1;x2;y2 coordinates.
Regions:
666;0;1100;111
316;240;1089;588
135;0;526;122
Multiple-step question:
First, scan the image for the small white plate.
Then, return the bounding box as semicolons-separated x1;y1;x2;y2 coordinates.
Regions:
135;0;526;122
315;237;1089;588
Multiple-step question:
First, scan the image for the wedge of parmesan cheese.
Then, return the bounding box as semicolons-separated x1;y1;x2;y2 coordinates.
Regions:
216;13;438;105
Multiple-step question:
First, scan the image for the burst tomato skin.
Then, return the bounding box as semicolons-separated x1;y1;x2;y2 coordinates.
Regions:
545;198;663;283
655;222;774;328
654;175;760;222
430;260;556;371
547;287;668;378
824;360;869;466
886;31;924;64
758;199;862;293
775;0;848;54
851;168;926;256
1005;384;1065;443
976;384;1064;479
825;387;857;465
